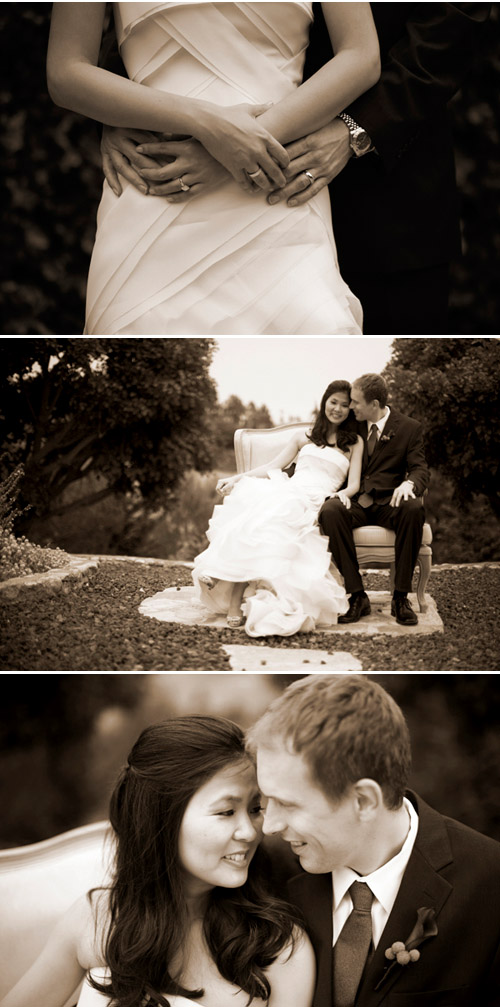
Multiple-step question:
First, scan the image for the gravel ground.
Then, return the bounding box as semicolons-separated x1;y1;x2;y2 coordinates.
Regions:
1;561;499;671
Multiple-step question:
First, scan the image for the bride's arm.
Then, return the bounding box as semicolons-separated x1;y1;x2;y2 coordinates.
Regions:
266;928;316;1007
257;3;380;145
46;3;289;188
216;431;309;496
330;436;363;506
0;896;93;1007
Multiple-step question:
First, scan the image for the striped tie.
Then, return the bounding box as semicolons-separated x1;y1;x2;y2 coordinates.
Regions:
367;423;378;457
333;881;374;1007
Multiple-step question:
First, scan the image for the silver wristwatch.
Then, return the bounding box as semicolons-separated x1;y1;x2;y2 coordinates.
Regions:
338;112;374;157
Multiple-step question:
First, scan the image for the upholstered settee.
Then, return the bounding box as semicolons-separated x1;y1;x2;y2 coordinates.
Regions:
0;821;112;1005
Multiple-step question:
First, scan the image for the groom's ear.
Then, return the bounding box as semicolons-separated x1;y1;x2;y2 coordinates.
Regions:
353;779;383;818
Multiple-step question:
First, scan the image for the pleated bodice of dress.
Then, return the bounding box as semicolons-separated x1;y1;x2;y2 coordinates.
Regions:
290;441;351;506
84;2;363;335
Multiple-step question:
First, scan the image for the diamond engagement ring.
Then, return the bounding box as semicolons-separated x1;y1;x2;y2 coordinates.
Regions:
178;177;190;191
304;170;314;185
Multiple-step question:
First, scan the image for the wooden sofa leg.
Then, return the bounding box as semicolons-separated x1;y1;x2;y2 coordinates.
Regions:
416;555;432;613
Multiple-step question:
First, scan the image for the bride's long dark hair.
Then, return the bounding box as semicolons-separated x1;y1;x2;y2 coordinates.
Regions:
308;379;358;453
89;716;301;1007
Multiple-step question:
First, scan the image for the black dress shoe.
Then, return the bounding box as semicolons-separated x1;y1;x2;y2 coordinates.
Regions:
391;595;418;626
338;594;371;624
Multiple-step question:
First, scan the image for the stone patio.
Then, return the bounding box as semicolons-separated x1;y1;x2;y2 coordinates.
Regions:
138;585;443;637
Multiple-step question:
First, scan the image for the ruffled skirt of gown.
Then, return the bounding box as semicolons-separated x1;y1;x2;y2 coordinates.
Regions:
192;472;348;636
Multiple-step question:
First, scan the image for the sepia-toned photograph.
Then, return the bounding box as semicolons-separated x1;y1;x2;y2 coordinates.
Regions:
0;672;499;1006
1;336;499;671
1;2;499;336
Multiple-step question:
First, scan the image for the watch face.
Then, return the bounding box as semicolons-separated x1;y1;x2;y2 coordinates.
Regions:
353;130;372;154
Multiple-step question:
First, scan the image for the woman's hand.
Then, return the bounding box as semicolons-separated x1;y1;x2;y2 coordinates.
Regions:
216;475;241;497
101;126;230;202
197;103;289;192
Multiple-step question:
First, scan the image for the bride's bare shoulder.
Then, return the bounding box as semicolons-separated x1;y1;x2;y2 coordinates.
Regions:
74;888;110;970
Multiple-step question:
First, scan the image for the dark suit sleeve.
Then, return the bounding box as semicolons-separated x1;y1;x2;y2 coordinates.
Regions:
406;421;429;496
346;3;491;164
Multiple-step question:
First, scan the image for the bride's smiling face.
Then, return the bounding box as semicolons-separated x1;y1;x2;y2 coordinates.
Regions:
324;391;350;427
178;760;263;899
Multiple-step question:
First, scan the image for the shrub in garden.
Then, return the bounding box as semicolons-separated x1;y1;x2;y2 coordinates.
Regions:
0;464;69;581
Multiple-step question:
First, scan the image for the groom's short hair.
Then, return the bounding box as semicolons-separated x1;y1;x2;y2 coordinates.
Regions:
353;373;388;407
247;675;411;810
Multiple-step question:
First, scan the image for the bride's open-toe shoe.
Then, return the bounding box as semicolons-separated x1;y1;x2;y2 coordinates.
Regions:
199;574;217;590
227;614;244;628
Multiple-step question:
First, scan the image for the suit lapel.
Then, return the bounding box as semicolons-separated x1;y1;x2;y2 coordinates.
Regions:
357;794;454;1006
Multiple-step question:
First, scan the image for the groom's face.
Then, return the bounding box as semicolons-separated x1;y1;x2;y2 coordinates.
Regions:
256;744;362;874
350;384;375;422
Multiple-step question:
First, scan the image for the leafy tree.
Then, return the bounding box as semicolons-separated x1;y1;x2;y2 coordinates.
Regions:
0;338;217;529
383;338;500;517
214;395;274;452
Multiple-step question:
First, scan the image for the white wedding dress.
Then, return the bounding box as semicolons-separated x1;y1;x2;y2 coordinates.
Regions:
191;442;350;636
84;2;362;334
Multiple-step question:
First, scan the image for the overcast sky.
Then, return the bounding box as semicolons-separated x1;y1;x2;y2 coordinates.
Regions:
210;337;395;423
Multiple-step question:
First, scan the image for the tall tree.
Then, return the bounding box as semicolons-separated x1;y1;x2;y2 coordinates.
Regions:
383;338;500;517
213;395;274;452
0;338;217;526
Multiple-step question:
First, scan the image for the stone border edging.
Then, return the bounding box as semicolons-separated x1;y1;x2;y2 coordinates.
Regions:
0;555;100;599
0;553;195;601
75;553;194;569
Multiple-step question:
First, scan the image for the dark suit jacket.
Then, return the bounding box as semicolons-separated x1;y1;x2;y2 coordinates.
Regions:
304;3;490;274
287;791;500;1007
356;408;429;505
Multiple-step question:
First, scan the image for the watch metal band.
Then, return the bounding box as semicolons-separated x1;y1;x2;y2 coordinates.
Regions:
338;112;361;133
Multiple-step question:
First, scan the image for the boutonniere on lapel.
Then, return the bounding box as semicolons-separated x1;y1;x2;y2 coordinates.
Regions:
374;907;438;991
379;431;395;444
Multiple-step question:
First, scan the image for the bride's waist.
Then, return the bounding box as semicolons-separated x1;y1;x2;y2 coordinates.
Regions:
290;476;337;496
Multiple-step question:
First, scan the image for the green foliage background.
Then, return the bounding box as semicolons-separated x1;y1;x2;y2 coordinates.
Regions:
1;4;499;334
0;338;217;531
383;338;500;515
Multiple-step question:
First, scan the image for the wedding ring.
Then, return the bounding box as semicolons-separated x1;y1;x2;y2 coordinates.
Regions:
247;168;262;178
304;170;314;185
178;177;190;191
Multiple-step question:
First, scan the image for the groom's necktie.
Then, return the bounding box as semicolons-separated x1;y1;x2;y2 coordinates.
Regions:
358;425;379;507
333;881;374;1007
367;423;378;457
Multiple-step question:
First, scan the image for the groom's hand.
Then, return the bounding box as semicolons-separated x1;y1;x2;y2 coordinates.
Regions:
267;119;352;207
390;481;416;508
101;125;230;200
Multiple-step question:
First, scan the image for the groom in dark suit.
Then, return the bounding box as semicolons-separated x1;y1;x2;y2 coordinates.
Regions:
249;675;500;1007
319;373;429;626
276;2;491;334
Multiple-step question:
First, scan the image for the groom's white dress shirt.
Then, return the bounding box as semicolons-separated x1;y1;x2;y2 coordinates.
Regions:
332;796;419;949
367;406;391;445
